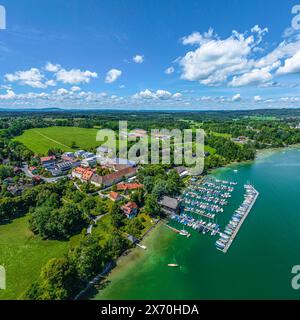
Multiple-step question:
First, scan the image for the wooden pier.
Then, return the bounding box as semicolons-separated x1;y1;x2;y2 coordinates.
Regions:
221;186;259;254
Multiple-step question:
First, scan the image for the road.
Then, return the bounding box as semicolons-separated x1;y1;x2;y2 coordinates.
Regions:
21;164;70;183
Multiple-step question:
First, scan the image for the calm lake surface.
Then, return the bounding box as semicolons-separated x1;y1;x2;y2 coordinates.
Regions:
93;147;300;300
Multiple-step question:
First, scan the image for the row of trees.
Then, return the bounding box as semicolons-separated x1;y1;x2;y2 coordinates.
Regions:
24;233;129;300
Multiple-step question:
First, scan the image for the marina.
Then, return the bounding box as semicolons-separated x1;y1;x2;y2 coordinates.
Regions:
215;184;259;253
168;177;259;253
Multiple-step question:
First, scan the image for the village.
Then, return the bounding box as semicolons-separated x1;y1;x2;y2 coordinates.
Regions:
9;143;184;222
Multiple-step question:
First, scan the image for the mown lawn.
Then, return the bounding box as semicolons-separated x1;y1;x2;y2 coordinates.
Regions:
14;126;107;155
0;216;76;300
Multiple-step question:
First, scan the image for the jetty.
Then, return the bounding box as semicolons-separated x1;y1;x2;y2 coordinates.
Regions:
164;223;191;237
216;184;259;254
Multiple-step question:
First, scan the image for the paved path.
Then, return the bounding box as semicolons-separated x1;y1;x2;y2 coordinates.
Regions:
86;213;110;235
74;261;113;300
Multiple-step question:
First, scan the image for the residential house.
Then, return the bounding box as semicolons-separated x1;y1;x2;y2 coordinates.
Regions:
81;169;94;182
72;167;93;182
40;156;56;167
121;202;138;219
29;166;38;174
159;196;181;215
117;182;143;191
109;191;122;202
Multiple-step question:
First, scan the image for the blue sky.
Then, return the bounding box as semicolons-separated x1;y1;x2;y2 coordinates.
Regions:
1;0;300;110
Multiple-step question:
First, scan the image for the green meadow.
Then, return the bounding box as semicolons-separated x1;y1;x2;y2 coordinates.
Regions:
14;127;102;155
0;215;81;300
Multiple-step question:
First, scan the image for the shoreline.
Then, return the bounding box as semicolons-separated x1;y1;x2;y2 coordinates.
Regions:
89;144;300;300
83;219;164;300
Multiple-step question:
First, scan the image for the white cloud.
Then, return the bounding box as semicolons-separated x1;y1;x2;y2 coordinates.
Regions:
56;88;69;95
5;68;46;88
201;96;212;101
105;69;122;83
229;65;276;87
165;66;175;75
276;50;300;75
133;89;155;99
254;95;262;102
45;62;61;73
181;28;215;45
71;86;81;92
56;68;98;84
133;55;144;64
156;90;172;100
45;80;57;87
133;89;177;100
232;94;242;102
172;92;183;100
177;25;300;87
0;89;16;100
179;29;255;86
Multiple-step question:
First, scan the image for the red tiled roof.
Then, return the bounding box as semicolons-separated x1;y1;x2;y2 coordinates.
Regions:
102;167;137;185
40;156;56;163
82;170;93;181
121;202;138;215
73;167;93;181
117;183;143;191
109;191;121;201
73;166;86;175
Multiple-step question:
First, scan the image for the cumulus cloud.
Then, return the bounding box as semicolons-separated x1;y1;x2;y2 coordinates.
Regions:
165;66;175;75
133;89;180;100
56;68;98;84
254;95;262;102
172;92;183;100
133;55;144;64
177;25;300;87
71;86;81;92
179;29;255;86
232;93;242;102
105;69;122;83
229;64;277;87
0;89;16;100
181;28;215;45
276;50;300;75
5;68;46;88
45;62;61;73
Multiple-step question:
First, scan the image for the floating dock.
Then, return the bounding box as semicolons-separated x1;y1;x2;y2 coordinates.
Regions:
219;185;259;254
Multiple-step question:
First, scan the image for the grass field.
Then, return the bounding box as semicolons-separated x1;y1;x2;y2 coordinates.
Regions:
14;127;103;155
211;131;232;138
0;216;80;300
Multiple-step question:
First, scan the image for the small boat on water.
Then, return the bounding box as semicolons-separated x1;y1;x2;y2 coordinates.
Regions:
168;264;179;267
179;229;190;237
